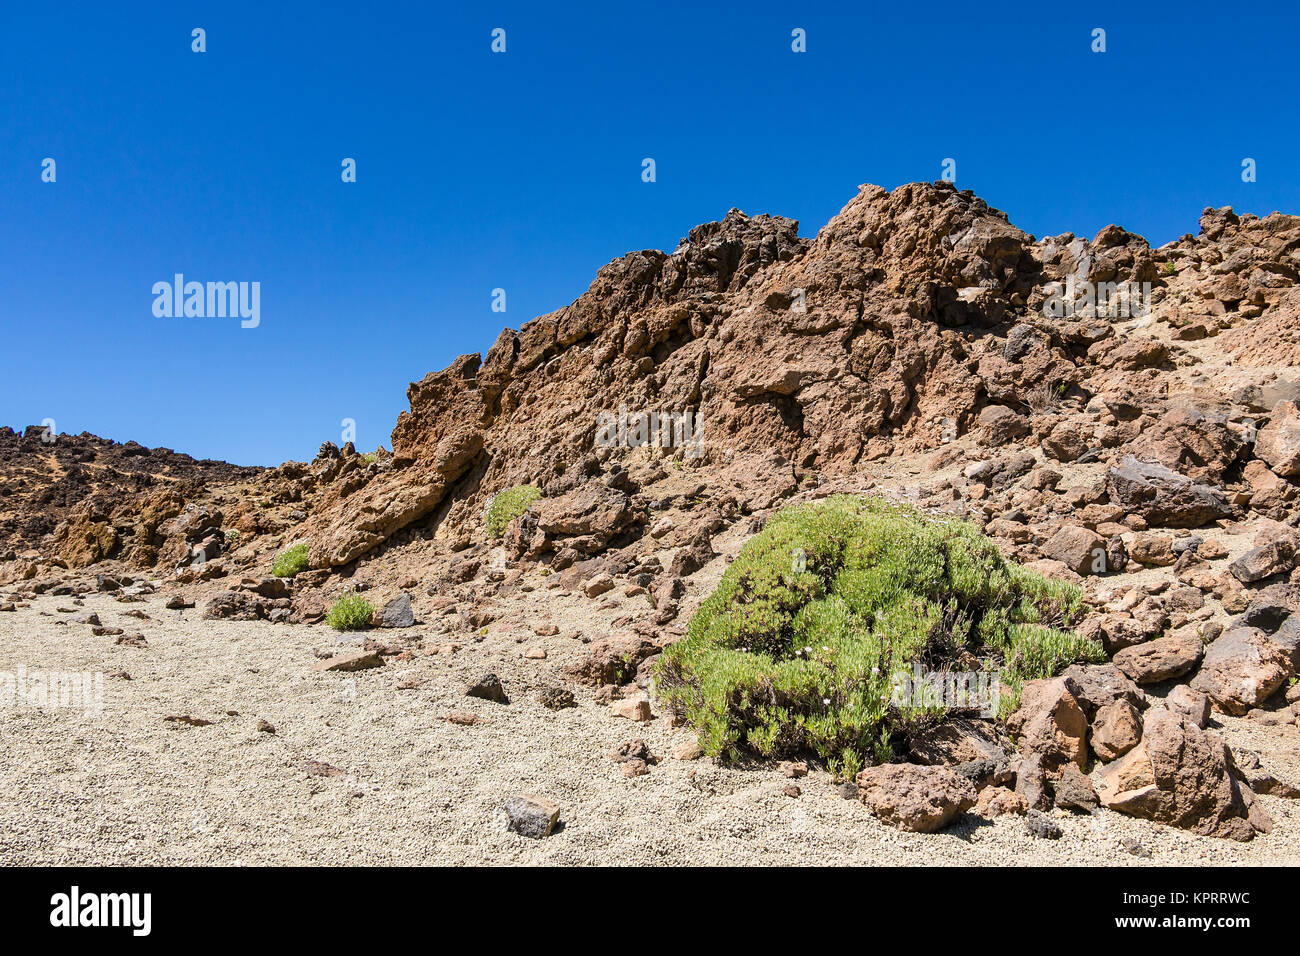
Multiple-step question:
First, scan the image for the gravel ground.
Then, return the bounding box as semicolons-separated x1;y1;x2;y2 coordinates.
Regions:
1;590;1298;867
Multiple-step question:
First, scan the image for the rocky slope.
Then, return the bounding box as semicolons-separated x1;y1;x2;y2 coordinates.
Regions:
5;180;1300;845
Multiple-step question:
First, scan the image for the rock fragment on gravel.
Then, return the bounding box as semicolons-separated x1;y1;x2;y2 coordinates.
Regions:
505;793;560;839
465;673;509;704
311;650;382;673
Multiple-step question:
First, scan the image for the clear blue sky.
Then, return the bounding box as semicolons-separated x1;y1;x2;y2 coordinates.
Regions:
3;1;1297;465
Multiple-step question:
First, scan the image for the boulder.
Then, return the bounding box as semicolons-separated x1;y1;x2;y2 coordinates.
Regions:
201;590;265;620
1190;622;1300;715
909;718;1010;766
1059;663;1146;716
1095;707;1268;841
1006;676;1089;771
1106;456;1232;528
1166;685;1211;728
505;793;561;839
854;763;977;832
1053;763;1099;813
1041;525;1106;576
374;593;415;628
465;673;510;704
1229;540;1296;584
1112;631;1204;684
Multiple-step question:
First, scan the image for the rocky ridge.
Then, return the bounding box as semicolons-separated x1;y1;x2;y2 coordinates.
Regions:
6;180;1300;844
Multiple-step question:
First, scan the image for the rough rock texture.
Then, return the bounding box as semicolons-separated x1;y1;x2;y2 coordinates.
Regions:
1006;677;1089;772
854;763;977;832
1191;622;1300;715
1096;708;1269;842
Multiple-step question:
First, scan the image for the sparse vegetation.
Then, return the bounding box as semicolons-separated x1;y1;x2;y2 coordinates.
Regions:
325;593;375;631
486;484;542;538
1163;260;1178;276
271;543;310;578
655;495;1100;775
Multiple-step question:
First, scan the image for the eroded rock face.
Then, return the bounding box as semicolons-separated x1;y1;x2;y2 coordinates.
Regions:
1095;707;1268;842
855;763;977;832
1255;400;1300;477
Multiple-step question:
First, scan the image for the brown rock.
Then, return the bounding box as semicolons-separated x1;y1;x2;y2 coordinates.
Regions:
1190;623;1300;715
1041;525;1106;576
311;651;383;673
1112;631;1203;685
1091;698;1143;761
1095;707;1266;841
854;763;977;833
1006;677;1089;771
1255;400;1300;477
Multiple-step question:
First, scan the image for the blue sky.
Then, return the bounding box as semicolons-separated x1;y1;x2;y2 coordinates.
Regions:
2;1;1297;465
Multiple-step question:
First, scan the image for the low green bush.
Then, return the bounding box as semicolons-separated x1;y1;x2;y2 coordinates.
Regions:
486;484;541;538
271;543;310;578
655;495;1101;775
325;593;375;631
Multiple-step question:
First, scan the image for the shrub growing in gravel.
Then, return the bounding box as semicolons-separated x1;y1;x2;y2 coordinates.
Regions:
271;543;310;578
655;495;1101;775
326;593;375;631
486;484;542;538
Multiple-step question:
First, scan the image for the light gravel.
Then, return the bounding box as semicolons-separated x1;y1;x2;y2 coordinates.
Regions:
1;591;1298;866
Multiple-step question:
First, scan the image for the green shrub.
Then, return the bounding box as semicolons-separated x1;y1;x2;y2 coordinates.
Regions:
271;543;310;578
655;495;1101;775
486;484;542;538
325;593;375;631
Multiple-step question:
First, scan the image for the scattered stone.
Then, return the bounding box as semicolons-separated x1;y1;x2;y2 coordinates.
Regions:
583;572;615;598
1119;836;1153;858
536;686;577;710
1024;810;1063;839
465;673;510;704
256;719;277;734
164;714;212;727
782;784;802;798
444;711;480;725
505;793;560;839
374;592;416;628
305;760;346;778
311;651;383;673
523;646;547;660
778;760;809;778
1042;525;1106;576
673;739;704;761
610;695;652;721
